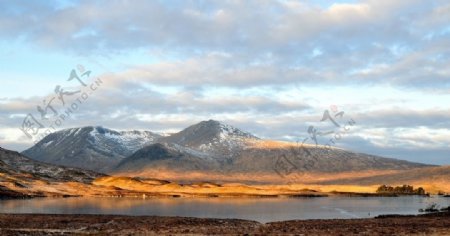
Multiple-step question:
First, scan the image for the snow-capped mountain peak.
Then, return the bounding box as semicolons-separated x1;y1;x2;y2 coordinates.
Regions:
158;120;259;157
22;126;161;172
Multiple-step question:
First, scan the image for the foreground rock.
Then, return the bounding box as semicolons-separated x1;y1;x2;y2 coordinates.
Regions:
0;212;448;235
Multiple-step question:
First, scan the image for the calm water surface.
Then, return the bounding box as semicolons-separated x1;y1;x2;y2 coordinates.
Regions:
0;196;448;223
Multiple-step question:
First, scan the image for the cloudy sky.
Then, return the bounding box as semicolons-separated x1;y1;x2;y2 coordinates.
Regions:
0;0;449;164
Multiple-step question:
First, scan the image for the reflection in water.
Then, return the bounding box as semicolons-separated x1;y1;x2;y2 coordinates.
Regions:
0;196;449;223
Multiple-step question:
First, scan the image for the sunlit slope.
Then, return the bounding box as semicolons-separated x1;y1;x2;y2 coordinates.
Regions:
313;165;450;193
115;138;431;182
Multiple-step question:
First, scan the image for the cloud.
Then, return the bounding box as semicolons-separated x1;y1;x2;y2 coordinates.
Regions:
0;0;449;165
353;109;450;129
0;0;448;89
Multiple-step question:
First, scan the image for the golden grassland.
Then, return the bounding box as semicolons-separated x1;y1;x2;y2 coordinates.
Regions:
92;176;326;197
113;166;450;194
2;163;449;197
113;168;401;185
93;166;450;197
1;175;448;198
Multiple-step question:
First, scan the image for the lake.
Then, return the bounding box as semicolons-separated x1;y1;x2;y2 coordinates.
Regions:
0;196;449;223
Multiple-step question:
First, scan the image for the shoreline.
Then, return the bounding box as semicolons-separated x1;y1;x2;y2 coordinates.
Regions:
0;211;448;235
1;185;434;199
0;192;431;200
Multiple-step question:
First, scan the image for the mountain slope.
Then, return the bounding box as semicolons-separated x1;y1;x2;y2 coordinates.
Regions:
296;165;450;194
233;141;429;173
114;140;431;182
115;143;220;173
1;147;103;183
22;126;160;172
315;165;450;185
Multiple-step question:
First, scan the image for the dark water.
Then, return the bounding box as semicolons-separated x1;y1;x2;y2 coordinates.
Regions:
0;196;449;223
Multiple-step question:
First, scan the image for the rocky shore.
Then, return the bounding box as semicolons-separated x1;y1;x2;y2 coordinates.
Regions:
0;211;449;235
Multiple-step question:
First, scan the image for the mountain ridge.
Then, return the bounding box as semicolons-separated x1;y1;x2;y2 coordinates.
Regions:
22;126;161;172
22;120;433;182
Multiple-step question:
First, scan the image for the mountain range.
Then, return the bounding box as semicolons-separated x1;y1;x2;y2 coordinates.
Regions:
21;120;431;183
2;144;449;197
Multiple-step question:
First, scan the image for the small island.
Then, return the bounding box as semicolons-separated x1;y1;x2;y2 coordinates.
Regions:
376;185;428;196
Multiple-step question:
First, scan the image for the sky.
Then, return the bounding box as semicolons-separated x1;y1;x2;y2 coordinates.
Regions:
0;0;449;165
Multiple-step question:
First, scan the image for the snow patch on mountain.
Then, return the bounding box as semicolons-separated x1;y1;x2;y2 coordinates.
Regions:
196;121;258;153
88;126;160;152
42;140;54;148
168;143;214;160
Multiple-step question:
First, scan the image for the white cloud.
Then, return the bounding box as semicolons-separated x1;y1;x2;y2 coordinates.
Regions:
0;0;449;164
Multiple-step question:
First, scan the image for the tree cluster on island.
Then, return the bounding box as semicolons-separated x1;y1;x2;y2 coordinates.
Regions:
376;184;427;195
